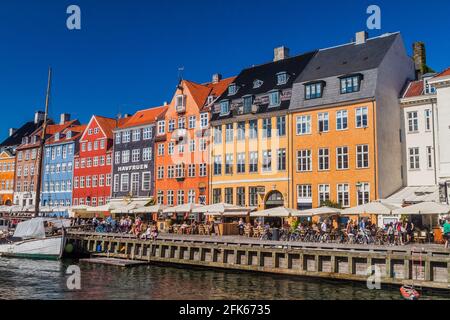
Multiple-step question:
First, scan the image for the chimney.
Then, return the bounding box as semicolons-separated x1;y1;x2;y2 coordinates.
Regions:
163;101;168;106
274;46;290;62
212;73;222;84
60;113;71;125
123;113;131;118
34;111;45;124
9;128;17;137
413;42;427;79
355;31;368;45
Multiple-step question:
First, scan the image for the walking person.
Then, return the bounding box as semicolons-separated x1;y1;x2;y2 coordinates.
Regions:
443;219;450;249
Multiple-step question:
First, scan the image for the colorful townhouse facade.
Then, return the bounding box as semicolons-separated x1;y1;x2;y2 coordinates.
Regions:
154;75;234;206
72;115;125;207
288;32;415;211
42;115;84;209
0;150;15;205
210;48;316;210
111;106;167;201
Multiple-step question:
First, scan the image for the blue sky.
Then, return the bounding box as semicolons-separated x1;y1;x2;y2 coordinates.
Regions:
0;0;449;140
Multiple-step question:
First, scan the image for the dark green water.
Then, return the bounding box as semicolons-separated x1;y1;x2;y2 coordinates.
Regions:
0;258;449;300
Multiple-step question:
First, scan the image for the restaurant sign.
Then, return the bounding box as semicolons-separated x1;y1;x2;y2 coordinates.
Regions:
117;164;149;172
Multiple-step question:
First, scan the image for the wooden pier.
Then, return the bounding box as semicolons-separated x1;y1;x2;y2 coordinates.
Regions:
66;231;450;290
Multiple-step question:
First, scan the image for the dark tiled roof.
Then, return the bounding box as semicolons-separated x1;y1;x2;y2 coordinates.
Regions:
217;51;317;101
0;120;45;148
296;33;399;83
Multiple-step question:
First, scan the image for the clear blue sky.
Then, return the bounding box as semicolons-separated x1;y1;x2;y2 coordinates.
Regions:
0;0;449;140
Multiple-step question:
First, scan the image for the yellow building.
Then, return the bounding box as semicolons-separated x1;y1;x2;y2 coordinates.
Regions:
210;48;316;210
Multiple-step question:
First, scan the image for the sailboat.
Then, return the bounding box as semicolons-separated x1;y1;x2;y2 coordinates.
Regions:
0;218;68;259
0;68;67;260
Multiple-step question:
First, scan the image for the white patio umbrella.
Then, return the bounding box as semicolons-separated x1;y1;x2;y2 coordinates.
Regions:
130;204;168;214
342;201;400;215
392;201;450;215
192;203;251;216
87;203;115;212
250;206;309;218
300;206;342;216
163;203;204;214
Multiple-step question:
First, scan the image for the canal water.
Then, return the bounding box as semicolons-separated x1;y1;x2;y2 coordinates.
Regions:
0;258;449;300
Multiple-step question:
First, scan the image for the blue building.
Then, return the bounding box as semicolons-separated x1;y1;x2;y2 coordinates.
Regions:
41;116;82;216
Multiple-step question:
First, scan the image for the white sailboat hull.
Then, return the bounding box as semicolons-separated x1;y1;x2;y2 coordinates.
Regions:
0;236;65;260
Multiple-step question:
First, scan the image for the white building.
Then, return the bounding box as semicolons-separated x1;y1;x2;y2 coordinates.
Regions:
429;68;450;203
400;73;438;187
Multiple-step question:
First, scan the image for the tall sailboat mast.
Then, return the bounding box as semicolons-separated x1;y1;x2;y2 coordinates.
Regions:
34;67;52;216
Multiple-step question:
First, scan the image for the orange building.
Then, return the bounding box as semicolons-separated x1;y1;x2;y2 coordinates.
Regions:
0;150;15;205
154;75;234;206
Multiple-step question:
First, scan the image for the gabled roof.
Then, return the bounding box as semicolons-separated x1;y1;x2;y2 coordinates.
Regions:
118;105;168;130
0;149;14;158
204;77;236;99
0;120;45;148
216;51;317;101
434;67;450;78
402;80;424;98
32;120;80;137
295;33;399;83
183;80;212;108
46;124;87;145
88;115;129;140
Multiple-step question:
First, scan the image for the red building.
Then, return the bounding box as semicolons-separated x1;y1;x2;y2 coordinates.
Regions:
72;115;128;207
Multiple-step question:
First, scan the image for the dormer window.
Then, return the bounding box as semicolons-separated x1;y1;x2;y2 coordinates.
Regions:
220;100;230;116
207;95;215;105
253;79;263;89
277;72;289;85
243;96;253;113
269;91;281;107
55;133;60;141
31;136;37;144
22;137;28;145
175;95;186;113
228;84;237;96
66;131;72;139
424;79;436;94
305;82;324;100
340;74;362;94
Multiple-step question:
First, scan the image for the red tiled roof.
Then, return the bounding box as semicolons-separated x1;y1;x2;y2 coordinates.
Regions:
46;124;87;145
403;80;424;98
434;67;450;78
183;76;236;111
93;115;124;139
205;76;236;98
119;105;168;129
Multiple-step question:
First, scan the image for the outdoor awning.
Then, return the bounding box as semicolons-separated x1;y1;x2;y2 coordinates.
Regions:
193;203;252;216
392;201;450;215
299;206;342;216
342;201;400;215
250;206;309;218
130;204;168;214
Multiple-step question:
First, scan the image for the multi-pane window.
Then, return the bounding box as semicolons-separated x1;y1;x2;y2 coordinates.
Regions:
143;148;152;161
357;183;370;205
188;116;196;129
337;147;349;170
157;191;164;205
225;154;233;174
237;187;245;206
296;115;311;135
214;126;222;144
199;163;207;177
277;72;288;85
157;120;165;135
318;184;330;206
168;142;175;155
225;123;234;142
168;119;175;132
167;165;175;178
122;131;131;143
249;187;258;207
213;189;222;204
200;113;209;128
262;150;272;172
189;139;196;152
269;91;280;107
188;190;196;204
237;122;245;140
318;148;329;171
340;75;361;94
157;166;164;179
120;174;129;192
277;149;286;171
175;164;185;178
115;133;121;144
167;190;174;206
297;185;312;201
356;107;368;128
356;145;369;168
297;150;312;171
143;127;152;140
157;144;164;156
425;109;432;131
132;149;140;163
132;129;141;142
199;138;207;151
178;117;186;129
427;146;433;169
243;96;253;113
177;190;185;205
225;188;233;204
214;156;222;175
249;152;258;173
318;112;329;132
220;100;230;115
249;120;258;139
336;110;348;130
305;82;323;100
337;184;350;207
262;118;272;138
122;150;130;163
407;112;419;132
277;116;286;136
188;164;196;177
409;147;420;169
142;172;151;191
